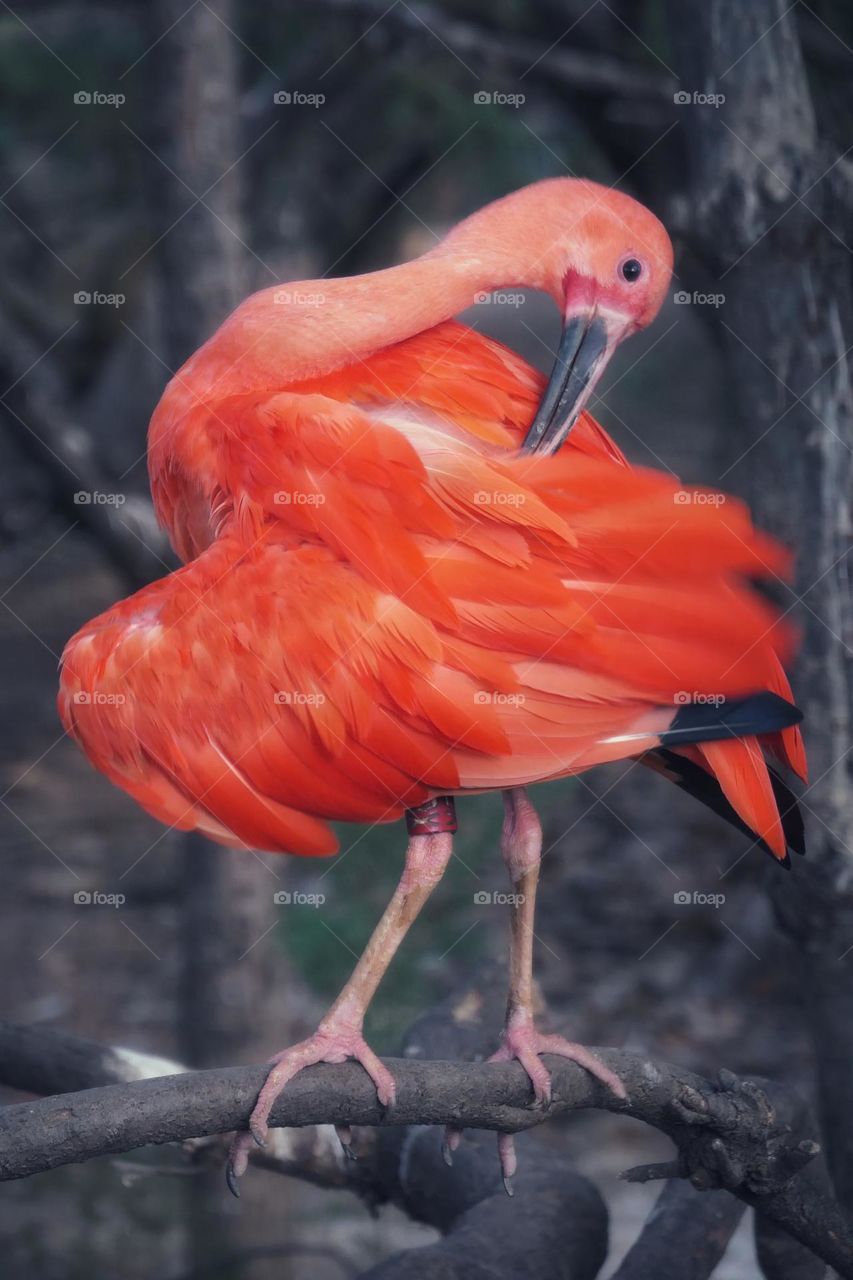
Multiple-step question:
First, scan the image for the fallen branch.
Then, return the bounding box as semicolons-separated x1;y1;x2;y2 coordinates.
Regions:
611;1180;745;1280
2;1025;852;1277
359;1129;606;1280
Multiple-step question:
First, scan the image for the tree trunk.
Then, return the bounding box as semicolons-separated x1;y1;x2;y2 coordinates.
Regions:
149;3;289;1274
671;0;853;1215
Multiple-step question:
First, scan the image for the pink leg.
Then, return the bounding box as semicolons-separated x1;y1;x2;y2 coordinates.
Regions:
227;824;454;1193
451;789;626;1193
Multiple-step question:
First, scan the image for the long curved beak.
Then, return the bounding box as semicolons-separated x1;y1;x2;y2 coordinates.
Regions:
521;309;612;455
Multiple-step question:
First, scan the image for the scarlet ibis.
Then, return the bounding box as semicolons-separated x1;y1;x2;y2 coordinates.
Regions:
59;178;805;1191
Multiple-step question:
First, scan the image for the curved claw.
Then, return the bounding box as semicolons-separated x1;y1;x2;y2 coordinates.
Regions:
225;1129;254;1193
226;1024;395;1192
250;1121;268;1149
336;1124;357;1160
497;1132;517;1196
441;1124;462;1168
356;1042;397;1110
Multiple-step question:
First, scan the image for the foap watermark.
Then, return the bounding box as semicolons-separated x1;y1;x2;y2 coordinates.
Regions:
273;288;326;306
474;891;526;906
274;691;326;706
72;690;126;706
673;490;726;506
474;690;526;706
74;490;126;506
74;291;125;307
74;90;125;108
473;290;526;308
74;889;126;907
674;890;726;909
273;491;326;505
273;90;325;108
473;490;526;507
673;90;725;108
674;690;725;707
473;90;525;108
674;290;725;308
273;890;325;907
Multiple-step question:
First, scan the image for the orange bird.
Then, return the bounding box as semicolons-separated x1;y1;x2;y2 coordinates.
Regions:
59;178;805;1190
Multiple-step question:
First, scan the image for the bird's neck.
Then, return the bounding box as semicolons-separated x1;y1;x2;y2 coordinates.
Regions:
170;238;555;400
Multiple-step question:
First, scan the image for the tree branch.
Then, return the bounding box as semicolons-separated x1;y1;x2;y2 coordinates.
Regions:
2;1022;852;1276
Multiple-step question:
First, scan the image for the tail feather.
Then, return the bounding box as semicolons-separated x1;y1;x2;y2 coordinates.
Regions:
643;737;804;867
697;737;787;862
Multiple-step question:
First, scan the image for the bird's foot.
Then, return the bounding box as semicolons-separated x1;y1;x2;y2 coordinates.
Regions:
226;1013;395;1194
442;1010;627;1195
489;1009;627;1107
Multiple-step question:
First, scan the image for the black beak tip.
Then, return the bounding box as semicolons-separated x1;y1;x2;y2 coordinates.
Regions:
521;311;609;455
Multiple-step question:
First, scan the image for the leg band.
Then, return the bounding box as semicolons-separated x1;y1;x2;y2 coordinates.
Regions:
406;795;458;836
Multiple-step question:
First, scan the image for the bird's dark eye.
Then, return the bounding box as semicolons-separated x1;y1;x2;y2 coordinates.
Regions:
620;258;643;283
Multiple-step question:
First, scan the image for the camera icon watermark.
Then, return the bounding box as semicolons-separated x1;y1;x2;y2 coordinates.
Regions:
273;289;326;307
73;90;125;108
273;490;326;505
674;691;725;707
73;490;126;506
473;490;526;507
674;290;725;308
673;90;725;108
72;690;126;706
273;90;325;107
474;890;526;906
473;690;526;706
673;489;726;506
673;890;726;909
473;90;525;108
273;691;326;706
74;290;125;307
473;290;525;308
273;890;325;907
74;889;126;907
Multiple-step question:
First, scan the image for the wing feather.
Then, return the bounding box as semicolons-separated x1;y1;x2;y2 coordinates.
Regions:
60;318;803;858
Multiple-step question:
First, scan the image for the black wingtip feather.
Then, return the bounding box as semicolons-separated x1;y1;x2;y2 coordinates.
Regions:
660;692;803;748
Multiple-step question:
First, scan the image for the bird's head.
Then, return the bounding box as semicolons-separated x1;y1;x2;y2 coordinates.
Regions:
440;177;673;452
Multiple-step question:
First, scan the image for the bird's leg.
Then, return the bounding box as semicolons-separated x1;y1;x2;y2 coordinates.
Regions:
494;787;626;1091
446;788;626;1190
227;797;456;1192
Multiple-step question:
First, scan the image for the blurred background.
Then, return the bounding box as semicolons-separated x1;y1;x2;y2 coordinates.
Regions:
1;2;852;1277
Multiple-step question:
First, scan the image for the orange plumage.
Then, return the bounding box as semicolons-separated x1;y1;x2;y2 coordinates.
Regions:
59;304;804;862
